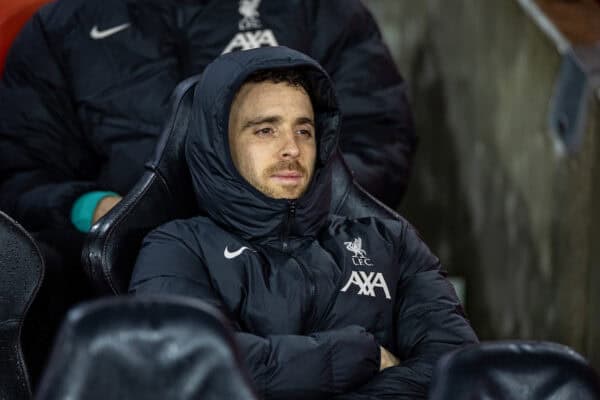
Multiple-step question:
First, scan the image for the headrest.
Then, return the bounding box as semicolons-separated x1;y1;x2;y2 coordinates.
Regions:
36;296;257;400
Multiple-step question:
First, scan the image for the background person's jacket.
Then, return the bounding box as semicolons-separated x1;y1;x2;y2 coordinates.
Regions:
0;0;415;239
129;46;477;399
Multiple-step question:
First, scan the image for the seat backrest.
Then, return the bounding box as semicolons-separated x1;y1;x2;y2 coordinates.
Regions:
82;74;402;295
36;296;257;400
0;0;53;76
329;149;402;221
82;76;202;295
0;210;44;399
429;341;600;400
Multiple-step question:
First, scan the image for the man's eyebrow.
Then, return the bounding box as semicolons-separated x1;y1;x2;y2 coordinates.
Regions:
241;116;314;130
295;117;314;126
241;116;281;130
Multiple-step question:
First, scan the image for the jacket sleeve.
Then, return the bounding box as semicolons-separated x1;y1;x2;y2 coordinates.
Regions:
334;224;479;400
129;226;380;400
0;9;101;232
309;0;416;207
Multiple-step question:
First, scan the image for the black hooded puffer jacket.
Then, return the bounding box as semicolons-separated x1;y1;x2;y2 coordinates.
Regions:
130;46;477;400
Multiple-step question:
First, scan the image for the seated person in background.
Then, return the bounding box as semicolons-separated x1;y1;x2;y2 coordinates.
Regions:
130;46;477;399
0;0;413;250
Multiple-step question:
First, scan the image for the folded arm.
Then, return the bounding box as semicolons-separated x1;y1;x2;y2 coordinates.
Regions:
335;224;479;399
129;224;380;399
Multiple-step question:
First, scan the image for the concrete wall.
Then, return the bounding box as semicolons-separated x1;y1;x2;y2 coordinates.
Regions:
363;0;600;366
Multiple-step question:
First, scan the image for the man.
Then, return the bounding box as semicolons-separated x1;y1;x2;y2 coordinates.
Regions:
0;0;414;381
130;46;476;399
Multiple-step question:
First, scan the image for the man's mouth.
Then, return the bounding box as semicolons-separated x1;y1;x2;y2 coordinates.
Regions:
271;170;304;184
265;161;308;187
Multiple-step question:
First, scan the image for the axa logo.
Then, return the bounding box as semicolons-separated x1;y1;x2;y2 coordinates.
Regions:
344;237;373;266
341;271;391;300
222;0;279;54
222;29;278;54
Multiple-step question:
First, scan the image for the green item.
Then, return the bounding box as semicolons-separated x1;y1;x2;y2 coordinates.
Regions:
70;191;119;232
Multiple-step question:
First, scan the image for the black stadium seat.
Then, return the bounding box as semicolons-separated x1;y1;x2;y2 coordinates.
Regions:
82;75;201;295
0;210;44;399
36;296;258;400
428;341;600;400
82;74;402;295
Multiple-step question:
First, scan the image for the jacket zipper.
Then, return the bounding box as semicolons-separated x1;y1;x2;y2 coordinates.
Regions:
281;201;318;333
281;200;296;251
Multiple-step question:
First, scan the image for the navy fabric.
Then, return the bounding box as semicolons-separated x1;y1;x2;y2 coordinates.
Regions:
130;47;477;399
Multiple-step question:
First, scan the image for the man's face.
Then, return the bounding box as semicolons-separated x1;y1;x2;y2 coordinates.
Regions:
228;81;316;199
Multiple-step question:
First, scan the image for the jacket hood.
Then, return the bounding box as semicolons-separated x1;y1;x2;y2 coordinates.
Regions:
185;46;340;243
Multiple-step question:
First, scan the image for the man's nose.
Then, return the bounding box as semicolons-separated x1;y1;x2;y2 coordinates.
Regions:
280;130;300;159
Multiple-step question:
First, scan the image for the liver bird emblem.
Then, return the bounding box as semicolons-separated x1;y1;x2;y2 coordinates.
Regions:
344;238;367;258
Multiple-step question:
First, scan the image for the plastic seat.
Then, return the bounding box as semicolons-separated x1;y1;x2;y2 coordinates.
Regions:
428;341;600;400
82;74;402;295
36;296;257;400
0;0;52;76
0;210;45;399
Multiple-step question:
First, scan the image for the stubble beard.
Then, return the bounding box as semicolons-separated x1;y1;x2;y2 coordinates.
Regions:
255;160;312;199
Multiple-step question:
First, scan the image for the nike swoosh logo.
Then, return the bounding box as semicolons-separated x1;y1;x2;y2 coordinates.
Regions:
90;23;131;40
224;246;253;259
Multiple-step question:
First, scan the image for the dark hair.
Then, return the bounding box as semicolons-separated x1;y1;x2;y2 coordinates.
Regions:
244;68;311;95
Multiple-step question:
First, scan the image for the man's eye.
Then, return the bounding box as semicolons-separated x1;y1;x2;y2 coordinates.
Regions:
296;129;313;137
256;127;274;136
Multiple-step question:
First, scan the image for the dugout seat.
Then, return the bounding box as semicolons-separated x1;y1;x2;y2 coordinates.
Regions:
0;210;45;399
0;0;52;75
82;74;401;295
36;296;257;400
429;341;600;400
